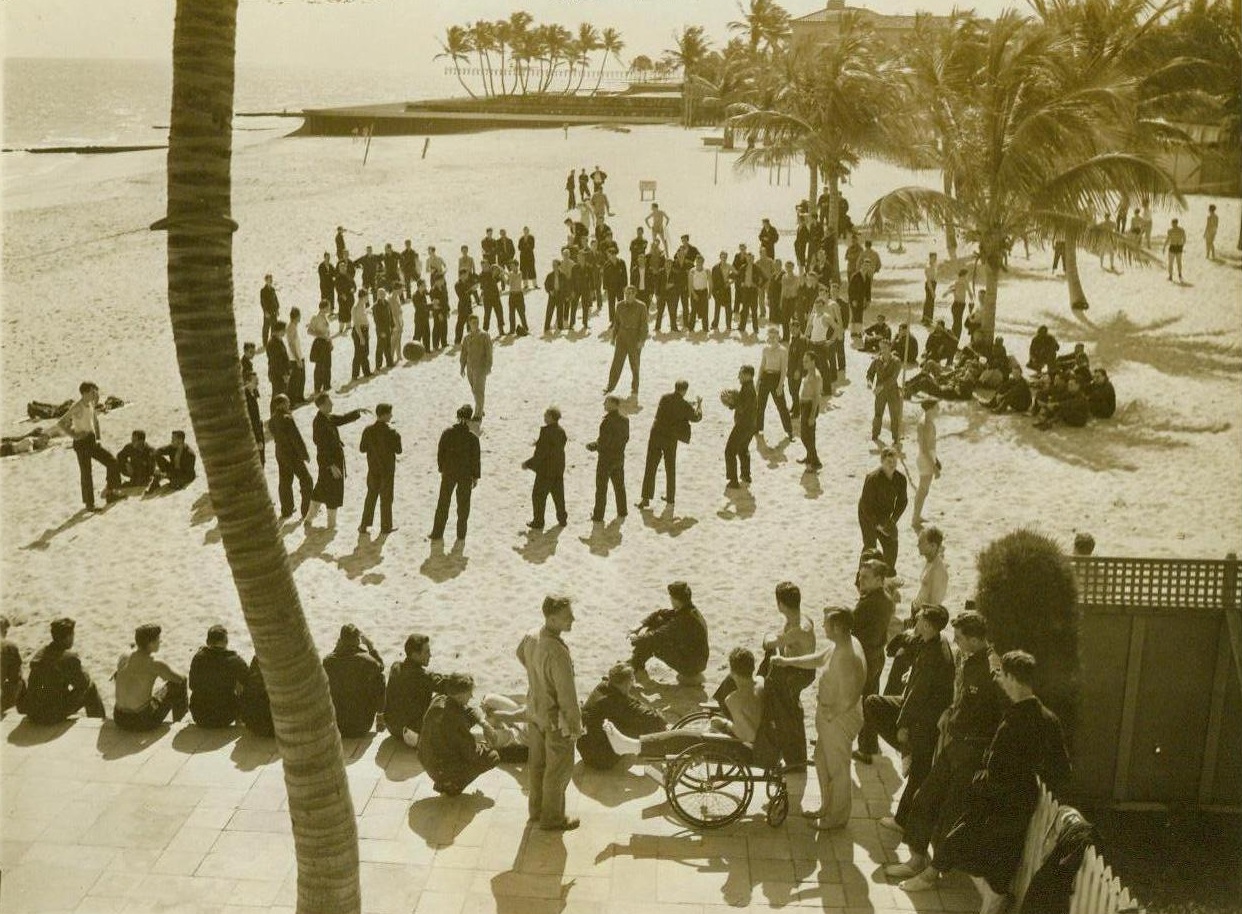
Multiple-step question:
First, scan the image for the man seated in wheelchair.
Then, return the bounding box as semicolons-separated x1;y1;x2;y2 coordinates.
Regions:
603;647;763;763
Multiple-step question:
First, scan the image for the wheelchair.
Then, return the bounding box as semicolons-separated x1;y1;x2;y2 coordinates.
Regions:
659;707;801;830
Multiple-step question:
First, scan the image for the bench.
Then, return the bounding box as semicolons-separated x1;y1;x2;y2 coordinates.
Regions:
639;180;657;201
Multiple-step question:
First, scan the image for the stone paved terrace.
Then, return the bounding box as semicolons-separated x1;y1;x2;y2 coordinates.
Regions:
0;716;982;914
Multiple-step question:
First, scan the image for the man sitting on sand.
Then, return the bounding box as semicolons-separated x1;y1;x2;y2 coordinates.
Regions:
323;624;385;738
1088;369;1116;419
384;633;446;748
113;623;188;732
1027;326;1059;374
116;430;158;489
628;581;710;684
153;430;197;490
578;662;668;769
924;320;958;364
602;647;764;762
862;314;893;353
1034;376;1090;430
983;360;1033;413
418;673;500;796
188;624;249;728
21;618;106;724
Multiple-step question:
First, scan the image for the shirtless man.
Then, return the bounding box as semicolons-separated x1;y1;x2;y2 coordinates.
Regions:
645;202;670;252
772;608;866;829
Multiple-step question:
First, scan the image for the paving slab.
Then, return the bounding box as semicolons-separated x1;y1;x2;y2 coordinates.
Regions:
0;715;976;913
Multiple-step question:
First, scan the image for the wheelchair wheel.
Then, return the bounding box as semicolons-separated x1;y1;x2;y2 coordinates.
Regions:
665;744;754;829
671;709;716;731
765;783;789;827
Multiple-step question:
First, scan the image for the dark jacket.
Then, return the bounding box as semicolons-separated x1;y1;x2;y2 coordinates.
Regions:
437;422;481;481
265;336;291;386
711;263;734;297
359;421;402;476
22;643;96;724
946;648;1006;743
188;645;249;728
730;380;757;433
1088;380;1116;419
313;409;363;470
418;694;483;782
974;696;1072;807
634;605;710;675
853;588;896;657
578;680;666;769
896;634;956;735
524;424;567;478
384;659;446;738
239;657;273;737
155;443;197;485
1;640;24;712
323;647;385;738
260;284;280;316
245;388;264;445
603;257;629;293
117;441;158;485
372;296;393;335
596;411;629;470
858;468;908;532
270;413;309;464
650;392;701;445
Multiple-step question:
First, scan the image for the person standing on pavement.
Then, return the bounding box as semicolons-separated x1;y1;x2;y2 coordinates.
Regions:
518;595;584;831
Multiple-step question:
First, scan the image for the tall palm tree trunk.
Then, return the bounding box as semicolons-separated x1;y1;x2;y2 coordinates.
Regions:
1063;229;1089;309
807;156;818;210
159;2;360;911
453;61;478;99
942;171;958;261
826;171;841;282
979;247;1002;342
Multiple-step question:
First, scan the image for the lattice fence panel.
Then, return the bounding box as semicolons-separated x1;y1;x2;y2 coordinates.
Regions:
1072;557;1238;612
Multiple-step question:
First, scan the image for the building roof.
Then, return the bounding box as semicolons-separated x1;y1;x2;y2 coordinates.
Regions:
792;4;942;28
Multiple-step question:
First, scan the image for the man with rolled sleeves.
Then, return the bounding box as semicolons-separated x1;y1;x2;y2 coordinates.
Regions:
518;595;583;831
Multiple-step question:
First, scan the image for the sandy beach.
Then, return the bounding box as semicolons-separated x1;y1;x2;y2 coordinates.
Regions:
2;122;1240;702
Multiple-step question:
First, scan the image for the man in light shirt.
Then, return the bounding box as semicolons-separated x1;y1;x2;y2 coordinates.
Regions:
518;595;583;831
113;623;187;732
55;381;123;511
687;255;711;332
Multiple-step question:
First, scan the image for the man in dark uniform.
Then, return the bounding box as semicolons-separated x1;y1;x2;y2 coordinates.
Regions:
898;650;1071;905
852;559;896;764
399;240;420;296
384;633;447;747
862;604;955;827
270;394;312;520
588;396;629;522
188;625;249;728
523;406;568;530
359;402;402;534
886;610;1005;881
480;228;498;267
153;430;197;490
724;365;757;488
578;662;667;769
419;673;499;796
323;624;385;738
759;218;779;259
318;253;336;312
21;618;106;724
430;405;481;541
243;371;266;467
670;235;700;326
497;229;517;269
357;245;382;294
628;581;710;684
858;447;908;567
265;321;291;399
602;250;629;326
637;380;702;509
711;252;735;331
260;274;280;345
382;243;401;288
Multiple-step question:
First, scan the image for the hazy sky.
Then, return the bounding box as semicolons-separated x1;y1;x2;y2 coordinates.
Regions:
4;0;1020;71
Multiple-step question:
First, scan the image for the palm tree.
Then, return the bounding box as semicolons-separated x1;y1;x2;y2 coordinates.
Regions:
436;25;478;99
897;11;985;262
539;25;573;94
666;25;713;79
493;19;512;96
570;24;601;95
867;12;1182;341
159;1;359;911
470;20;498;97
1028;0;1184;309
731;15;901;279
506;11;534;95
728;0;792;57
592;27;626;96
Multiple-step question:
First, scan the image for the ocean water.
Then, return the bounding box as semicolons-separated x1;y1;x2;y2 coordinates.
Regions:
1;56;465;149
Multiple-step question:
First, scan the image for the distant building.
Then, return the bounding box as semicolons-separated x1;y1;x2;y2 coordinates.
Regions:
790;0;954;49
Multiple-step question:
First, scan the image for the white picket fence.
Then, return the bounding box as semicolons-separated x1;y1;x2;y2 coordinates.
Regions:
1012;780;1142;914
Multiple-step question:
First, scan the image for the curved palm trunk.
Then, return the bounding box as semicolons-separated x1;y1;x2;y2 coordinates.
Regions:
1063;230;1089;309
453;60;478;99
592;59;608;96
161;2;360;911
497;46;509;96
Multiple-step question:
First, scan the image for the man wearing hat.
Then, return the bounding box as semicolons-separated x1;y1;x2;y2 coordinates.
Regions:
323;624;385;738
21;618;106;724
430;405;481;541
628;582;710;684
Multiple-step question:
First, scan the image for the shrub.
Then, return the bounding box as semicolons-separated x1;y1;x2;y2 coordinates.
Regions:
974;528;1081;740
